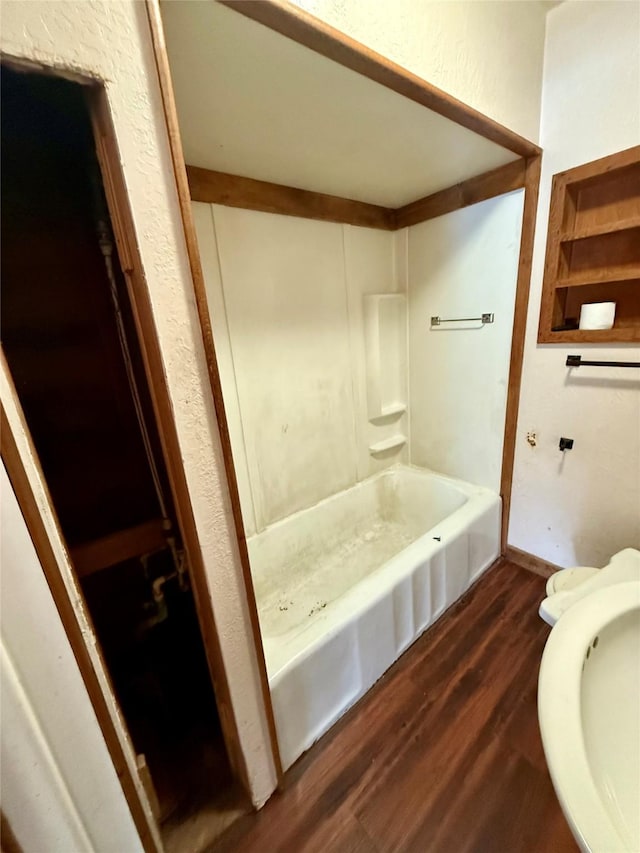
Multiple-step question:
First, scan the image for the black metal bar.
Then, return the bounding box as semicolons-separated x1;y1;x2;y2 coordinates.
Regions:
566;354;640;368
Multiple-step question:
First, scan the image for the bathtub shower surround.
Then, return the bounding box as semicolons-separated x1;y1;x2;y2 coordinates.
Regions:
250;466;500;768
193;196;522;534
172;0;529;774
192;205;409;536
363;293;408;423
408;191;524;493
193;191;522;768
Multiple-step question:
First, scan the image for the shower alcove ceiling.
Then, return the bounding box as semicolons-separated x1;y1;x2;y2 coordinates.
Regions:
162;0;535;209
160;0;538;217
156;0;542;773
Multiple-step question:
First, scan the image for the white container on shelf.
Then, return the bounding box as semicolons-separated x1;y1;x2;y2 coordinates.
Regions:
579;301;616;330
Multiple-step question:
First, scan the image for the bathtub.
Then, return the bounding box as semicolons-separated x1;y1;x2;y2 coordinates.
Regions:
248;464;501;769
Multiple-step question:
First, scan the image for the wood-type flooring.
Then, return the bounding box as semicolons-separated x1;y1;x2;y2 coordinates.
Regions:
210;560;577;853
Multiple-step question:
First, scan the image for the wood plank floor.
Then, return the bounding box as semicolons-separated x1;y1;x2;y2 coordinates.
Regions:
210;561;578;853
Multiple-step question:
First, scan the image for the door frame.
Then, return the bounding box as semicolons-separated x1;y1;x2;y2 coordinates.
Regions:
0;58;281;853
1;357;163;853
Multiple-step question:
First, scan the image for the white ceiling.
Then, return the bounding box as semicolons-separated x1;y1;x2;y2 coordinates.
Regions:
161;1;520;208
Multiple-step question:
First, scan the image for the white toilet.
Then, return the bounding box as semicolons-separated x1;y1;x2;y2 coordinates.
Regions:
539;547;640;626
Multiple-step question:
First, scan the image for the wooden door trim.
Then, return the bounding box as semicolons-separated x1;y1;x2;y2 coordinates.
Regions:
145;0;284;785
0;357;162;853
500;154;542;553
0;51;277;848
87;85;273;793
218;0;540;159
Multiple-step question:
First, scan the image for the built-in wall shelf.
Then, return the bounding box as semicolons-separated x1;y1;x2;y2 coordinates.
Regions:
363;293;407;421
556;269;640;288
538;146;640;344
559;215;640;242
369;434;407;455
370;402;407;422
538;326;640;344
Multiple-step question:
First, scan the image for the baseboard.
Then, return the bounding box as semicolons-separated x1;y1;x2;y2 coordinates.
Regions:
504;545;562;579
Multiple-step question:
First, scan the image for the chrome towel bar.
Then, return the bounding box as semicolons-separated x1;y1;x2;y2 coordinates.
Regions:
430;313;494;326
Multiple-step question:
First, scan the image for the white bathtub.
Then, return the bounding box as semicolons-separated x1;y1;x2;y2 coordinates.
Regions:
248;464;501;769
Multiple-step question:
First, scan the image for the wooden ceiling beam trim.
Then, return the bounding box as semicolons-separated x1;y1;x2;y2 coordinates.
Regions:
394;159;527;229
187;160;528;231
187;165;397;230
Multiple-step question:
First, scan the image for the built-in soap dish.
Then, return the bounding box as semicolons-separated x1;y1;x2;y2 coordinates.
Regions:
369;434;407;455
369;402;407;424
380;402;407;417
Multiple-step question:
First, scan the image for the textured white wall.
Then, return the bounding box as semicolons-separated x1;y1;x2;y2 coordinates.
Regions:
408;192;525;491
1;464;143;853
0;0;277;826
509;1;640;567
290;0;548;142
193;204;407;534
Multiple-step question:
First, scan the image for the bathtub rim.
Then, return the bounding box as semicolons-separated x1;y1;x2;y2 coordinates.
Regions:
247;462;484;546
251;464;501;680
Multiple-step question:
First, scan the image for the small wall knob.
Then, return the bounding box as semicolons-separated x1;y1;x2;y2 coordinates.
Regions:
559;437;574;451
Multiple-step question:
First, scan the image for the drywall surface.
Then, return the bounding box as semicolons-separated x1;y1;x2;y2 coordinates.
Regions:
193;204;407;534
1;464;143;853
509;1;640;567
290;0;548;142
0;0;277;817
408;192;524;492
